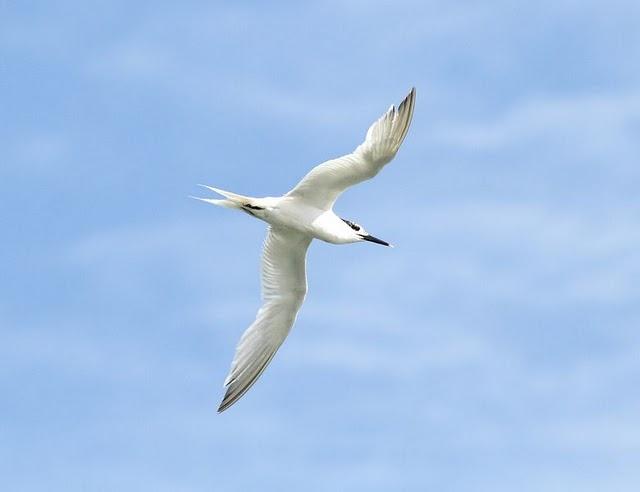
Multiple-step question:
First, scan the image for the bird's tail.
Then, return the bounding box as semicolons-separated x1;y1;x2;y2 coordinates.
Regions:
190;184;257;210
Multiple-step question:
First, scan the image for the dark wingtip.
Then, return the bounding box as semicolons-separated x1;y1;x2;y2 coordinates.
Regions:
217;393;232;413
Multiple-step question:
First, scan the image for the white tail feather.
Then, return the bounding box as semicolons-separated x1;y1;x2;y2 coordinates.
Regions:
189;196;239;208
192;185;260;210
198;185;253;204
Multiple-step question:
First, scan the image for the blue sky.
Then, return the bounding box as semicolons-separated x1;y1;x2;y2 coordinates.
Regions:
2;1;640;490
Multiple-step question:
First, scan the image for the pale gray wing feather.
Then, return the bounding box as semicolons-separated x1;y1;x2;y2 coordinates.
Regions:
286;88;415;210
218;227;312;412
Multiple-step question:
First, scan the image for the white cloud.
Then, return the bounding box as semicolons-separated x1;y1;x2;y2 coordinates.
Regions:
2;133;71;176
433;91;640;163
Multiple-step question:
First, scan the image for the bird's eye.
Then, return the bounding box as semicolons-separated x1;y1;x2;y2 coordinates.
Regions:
341;218;361;231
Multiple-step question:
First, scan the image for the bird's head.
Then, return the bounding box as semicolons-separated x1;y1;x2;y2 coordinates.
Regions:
341;218;392;247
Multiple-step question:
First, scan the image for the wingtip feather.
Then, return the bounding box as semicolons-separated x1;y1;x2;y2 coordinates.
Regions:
217;352;275;413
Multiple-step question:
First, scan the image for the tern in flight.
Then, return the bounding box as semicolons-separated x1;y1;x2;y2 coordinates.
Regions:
194;88;416;412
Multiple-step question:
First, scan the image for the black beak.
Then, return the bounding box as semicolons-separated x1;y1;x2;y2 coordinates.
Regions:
360;234;392;247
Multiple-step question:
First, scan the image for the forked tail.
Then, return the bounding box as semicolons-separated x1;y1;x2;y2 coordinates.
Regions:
191;184;261;211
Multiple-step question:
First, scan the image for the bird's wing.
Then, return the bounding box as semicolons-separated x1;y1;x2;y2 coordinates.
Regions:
285;87;415;210
218;227;312;412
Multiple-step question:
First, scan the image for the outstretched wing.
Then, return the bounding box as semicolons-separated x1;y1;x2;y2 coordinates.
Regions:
286;87;416;211
218;227;312;412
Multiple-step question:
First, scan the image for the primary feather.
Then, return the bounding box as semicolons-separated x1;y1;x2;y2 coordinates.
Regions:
286;87;415;210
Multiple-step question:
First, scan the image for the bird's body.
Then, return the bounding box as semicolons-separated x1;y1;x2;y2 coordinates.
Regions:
194;88;416;412
202;192;365;244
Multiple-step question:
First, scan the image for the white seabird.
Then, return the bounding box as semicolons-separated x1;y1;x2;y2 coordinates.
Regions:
194;88;416;412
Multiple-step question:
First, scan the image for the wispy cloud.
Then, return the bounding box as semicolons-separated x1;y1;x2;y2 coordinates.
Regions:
3;133;71;175
4;0;640;490
434;91;640;162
